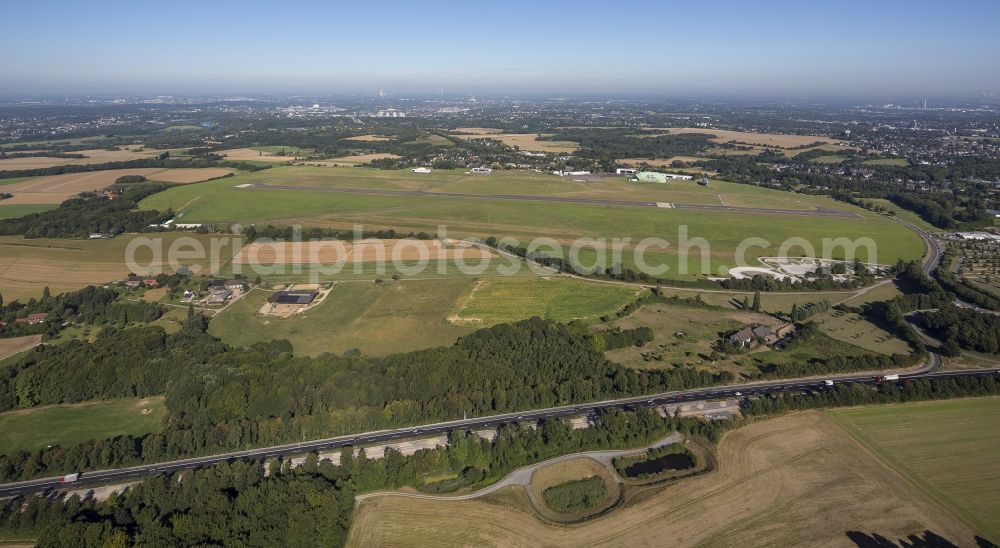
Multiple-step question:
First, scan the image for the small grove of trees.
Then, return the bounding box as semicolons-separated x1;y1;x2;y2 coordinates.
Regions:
789;299;831;322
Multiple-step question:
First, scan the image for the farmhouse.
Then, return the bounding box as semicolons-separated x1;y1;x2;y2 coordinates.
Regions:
268;290;318;305
124;275;159;288
206;289;232;305
728;325;773;349
15;313;49;325
208;279;246;291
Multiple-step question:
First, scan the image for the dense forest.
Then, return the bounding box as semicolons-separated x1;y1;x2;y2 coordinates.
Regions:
0;285;163;339
922;307;1000;355
0;182;173;238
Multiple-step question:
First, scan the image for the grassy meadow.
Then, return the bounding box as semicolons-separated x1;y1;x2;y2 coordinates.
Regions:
0;397;166;453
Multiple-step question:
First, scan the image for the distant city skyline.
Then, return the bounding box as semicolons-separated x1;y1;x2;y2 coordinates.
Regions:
2;0;999;98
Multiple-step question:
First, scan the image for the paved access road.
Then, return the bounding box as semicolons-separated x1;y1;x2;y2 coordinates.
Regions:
2;350;994;499
246;183;859;218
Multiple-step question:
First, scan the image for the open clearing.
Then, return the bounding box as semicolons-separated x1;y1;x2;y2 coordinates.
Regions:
304;153;402;166
649;127;846;149
0;335;42;360
342;134;394;142
139;166;921;281
0;204;56;219
209;278;479;357
347;411;977;546
218;148;299;162
0;397;166;453
450;133;579;153
0;147;161;170
830;397;1000;543
455;276;640;325
0;233;243;300
0;168;167;204
452;127;504;135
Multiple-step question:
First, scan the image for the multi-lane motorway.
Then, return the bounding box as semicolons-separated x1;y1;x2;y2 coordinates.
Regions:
1;349;995;499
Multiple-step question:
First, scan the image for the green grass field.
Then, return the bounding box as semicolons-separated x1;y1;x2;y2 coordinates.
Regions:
208;278;480;357
0;204;57;219
456;276;641;325
0;397;166;453
812;155;848;164
862;158;909;167
138;166;922;281
830;397;1000;543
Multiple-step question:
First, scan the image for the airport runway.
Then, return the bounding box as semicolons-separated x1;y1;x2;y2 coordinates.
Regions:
245;183;860;218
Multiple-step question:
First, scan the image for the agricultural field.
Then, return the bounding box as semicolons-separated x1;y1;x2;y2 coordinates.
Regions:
208;278;479;357
0;397;166;453
454;276;641;326
138;166;922;281
812;155;849;164
347;411;978;546
0;168;166;204
217;148;300;162
304;153;401;166
341;134;394;142
0;204;56;219
863;158;909;167
0;335;42;361
0;147;161;170
145;167;235;184
648;127;847;149
0;233;242;300
451;127;504;135
449;133;579;152
830;397;1000;543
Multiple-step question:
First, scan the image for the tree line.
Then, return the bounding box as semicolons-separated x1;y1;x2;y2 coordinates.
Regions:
0;407;729;547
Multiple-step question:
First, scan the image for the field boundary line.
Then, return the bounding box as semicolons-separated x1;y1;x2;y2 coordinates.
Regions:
826;407;992;539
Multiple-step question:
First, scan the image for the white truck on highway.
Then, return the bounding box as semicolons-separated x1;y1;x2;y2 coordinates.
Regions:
60;473;80;483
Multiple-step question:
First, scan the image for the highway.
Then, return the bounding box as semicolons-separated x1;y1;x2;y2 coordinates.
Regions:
1;351;995;499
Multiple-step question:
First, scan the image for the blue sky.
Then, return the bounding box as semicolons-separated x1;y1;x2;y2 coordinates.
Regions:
2;0;999;97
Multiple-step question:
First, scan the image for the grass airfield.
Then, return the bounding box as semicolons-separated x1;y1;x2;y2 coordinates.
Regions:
140;166;922;281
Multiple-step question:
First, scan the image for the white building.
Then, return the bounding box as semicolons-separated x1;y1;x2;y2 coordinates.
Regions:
662;173;693;180
471;167;492;174
616;168;637;175
411;167;432;174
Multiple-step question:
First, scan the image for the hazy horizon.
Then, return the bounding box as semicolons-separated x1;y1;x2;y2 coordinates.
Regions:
3;0;999;98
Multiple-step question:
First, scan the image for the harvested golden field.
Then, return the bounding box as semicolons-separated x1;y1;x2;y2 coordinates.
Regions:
0;168;168;204
146;167;235;184
452;127;504;135
342;134;393;142
0;147;158;170
651;127;845;149
218;148;297;162
0;233;242;300
450;133;579;153
347;412;977;547
0;335;42;360
305;153;402;166
232;238;494;265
